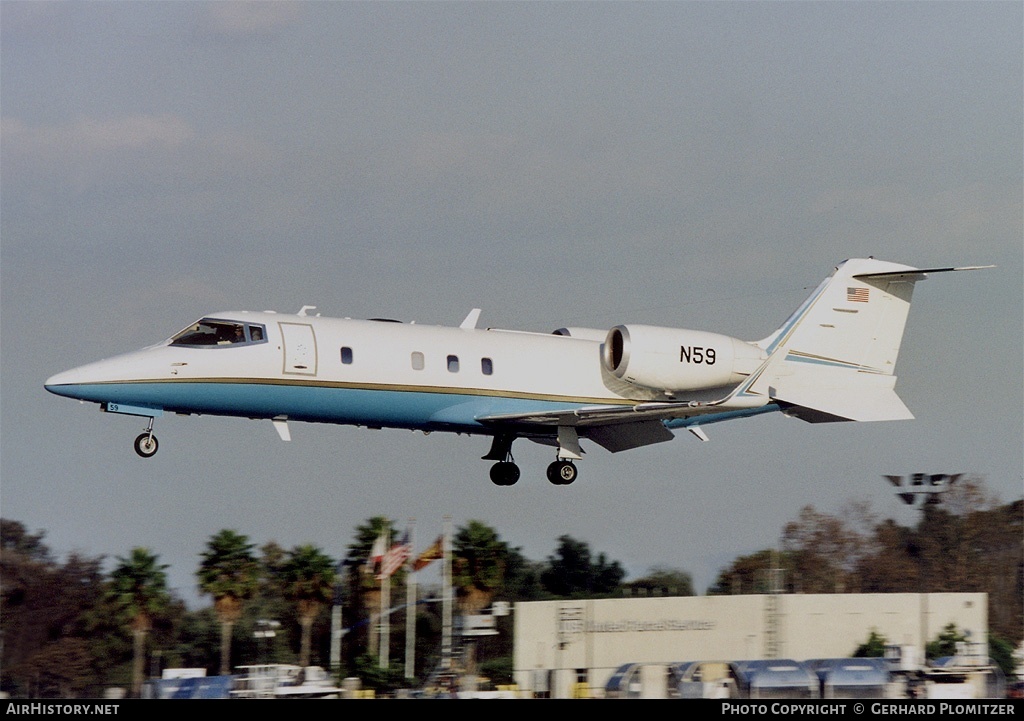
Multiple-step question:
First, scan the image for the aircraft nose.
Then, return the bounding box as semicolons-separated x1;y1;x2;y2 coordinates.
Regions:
45;356;128;399
44;367;89;398
45;349;162;402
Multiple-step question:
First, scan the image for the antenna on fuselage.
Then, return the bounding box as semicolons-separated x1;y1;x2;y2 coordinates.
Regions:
298;305;319;317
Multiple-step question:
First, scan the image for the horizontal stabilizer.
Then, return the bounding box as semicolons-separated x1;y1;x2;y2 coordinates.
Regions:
853;264;994;281
771;373;913;424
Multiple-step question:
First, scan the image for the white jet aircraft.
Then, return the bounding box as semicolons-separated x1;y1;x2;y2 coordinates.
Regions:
45;258;990;486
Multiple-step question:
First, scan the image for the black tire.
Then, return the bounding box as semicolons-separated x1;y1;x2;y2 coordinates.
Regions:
134;433;158;458
489;461;520;486
547;460;577;485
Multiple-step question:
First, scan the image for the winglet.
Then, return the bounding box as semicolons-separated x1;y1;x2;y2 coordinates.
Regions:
460;308;482;329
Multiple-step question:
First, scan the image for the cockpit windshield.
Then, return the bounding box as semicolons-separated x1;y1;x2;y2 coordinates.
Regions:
170;319;266;347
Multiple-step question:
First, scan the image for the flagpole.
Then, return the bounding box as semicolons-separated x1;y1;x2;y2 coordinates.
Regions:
441;515;453;673
330;561;344;672
405;519;415;679
380;532;390;669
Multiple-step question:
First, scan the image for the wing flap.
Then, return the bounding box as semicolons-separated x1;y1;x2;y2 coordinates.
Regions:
585;420;675;452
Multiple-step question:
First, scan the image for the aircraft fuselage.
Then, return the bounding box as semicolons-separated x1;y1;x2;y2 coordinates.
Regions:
46;259;988;484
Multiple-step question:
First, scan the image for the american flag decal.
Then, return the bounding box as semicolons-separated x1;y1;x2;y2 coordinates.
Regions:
847;287;870;303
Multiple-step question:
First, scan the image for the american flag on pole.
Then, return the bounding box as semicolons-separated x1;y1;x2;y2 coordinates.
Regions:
378;530;411;579
847;287;870;303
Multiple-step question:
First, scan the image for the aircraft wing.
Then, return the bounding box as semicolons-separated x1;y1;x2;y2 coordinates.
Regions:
477;400;735;452
478;400;709;428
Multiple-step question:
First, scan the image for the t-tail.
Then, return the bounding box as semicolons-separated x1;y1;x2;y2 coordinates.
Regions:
733;258;992;423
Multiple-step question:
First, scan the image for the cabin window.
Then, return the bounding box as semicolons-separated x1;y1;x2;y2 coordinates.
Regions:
340;347;353;364
447;355;460;372
481;357;493;375
411;352;425;370
170;319;265;347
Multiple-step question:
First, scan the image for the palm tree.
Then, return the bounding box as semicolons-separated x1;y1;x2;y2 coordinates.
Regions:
281;544;336;667
453;520;508;615
107;548;169;697
197;529;260;675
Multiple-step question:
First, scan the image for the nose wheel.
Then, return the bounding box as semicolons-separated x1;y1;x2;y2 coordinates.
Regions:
133;418;158;458
546;460;577;485
134;433;158;458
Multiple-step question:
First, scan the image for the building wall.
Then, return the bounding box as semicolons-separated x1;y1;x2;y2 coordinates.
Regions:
512;593;986;698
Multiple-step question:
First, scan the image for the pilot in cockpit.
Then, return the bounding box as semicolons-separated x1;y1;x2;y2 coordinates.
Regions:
219;325;245;345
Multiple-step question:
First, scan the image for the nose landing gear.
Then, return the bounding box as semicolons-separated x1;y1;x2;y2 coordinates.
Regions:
133;417;158;458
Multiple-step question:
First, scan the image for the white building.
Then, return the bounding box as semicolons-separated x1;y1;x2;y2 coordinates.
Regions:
512;592;987;698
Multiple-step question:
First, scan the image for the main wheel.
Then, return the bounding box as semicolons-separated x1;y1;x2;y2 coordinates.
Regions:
546;460;577;485
134;433;158;458
489;461;520;486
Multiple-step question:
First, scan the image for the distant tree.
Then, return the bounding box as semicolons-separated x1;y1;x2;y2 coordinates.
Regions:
107;548;170;697
989;633;1018;680
855;483;1022;643
500;546;545;602
852;629;888;658
541;535;625;597
1;521;108;697
197;529;260;675
927;622;967;660
857;519;920;593
782;505;867;593
707;549;793;595
19;637;94;698
625;566;694;597
1;519;51;562
244;541;292;664
281;544;336;667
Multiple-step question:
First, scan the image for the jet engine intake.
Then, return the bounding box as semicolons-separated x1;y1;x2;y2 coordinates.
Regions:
603;324;766;393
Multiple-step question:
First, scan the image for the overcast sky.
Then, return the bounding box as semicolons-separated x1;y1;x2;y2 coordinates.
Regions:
2;1;1021;608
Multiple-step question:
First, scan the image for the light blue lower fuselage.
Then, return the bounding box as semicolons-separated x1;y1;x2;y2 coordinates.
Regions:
49;379;778;436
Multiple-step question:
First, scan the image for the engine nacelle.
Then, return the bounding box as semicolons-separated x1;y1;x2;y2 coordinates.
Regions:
552;327;609;342
603;324;766;393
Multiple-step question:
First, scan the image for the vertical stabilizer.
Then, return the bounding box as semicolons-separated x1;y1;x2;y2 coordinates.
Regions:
741;259;988;423
760;258;918;376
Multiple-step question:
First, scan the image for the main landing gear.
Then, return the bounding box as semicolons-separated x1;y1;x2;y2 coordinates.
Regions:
489;460;520;487
484;433;521;486
133;417;158;458
483;433;579;486
488;458;577;486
